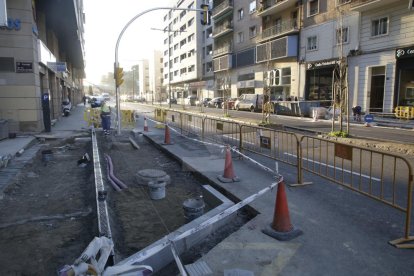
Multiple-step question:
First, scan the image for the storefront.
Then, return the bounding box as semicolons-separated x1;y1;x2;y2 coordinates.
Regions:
395;45;414;107
305;59;340;104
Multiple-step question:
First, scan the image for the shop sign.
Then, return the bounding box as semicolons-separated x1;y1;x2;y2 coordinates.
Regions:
307;59;340;70
395;46;414;59
16;61;33;73
47;62;67;72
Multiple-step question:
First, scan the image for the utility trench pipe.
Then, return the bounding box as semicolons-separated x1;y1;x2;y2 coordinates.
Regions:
104;154;128;190
105;155;122;192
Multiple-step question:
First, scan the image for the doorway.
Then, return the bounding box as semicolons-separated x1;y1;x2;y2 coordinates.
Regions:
369;66;385;113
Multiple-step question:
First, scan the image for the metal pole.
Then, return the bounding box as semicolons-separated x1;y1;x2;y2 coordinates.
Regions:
115;7;206;135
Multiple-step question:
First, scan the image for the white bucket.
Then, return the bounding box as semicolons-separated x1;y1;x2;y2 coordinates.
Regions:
148;181;166;200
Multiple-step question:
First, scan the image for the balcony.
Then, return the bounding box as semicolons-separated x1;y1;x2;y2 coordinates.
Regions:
256;35;298;63
212;0;233;20
257;0;298;17
350;0;401;12
213;44;233;57
212;22;233;39
258;19;298;43
213;55;232;72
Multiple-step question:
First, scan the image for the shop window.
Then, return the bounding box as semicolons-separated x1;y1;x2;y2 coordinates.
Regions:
371;17;388;37
307;36;318;51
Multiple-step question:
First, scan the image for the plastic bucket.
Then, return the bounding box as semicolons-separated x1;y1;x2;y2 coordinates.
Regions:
183;197;205;222
148;181;166;200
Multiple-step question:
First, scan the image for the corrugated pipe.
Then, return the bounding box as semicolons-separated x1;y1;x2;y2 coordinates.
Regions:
104;154;128;190
105;155;122;192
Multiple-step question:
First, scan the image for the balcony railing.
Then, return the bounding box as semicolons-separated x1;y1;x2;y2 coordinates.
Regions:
350;0;401;11
212;0;233;19
212;22;233;38
257;0;297;17
213;44;233;57
259;19;298;42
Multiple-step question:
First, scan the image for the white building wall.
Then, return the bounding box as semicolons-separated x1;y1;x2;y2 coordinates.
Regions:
359;2;414;52
348;51;395;113
149;50;163;100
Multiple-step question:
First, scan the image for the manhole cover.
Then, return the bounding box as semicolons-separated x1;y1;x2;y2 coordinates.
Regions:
136;169;170;186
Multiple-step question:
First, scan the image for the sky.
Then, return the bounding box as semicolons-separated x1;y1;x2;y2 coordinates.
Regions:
83;0;173;85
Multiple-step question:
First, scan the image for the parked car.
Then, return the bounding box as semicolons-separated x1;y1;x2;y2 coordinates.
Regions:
167;98;177;104
196;97;212;107
222;98;237;110
208;97;224;108
234;94;264;112
184;95;197;106
90;97;103;108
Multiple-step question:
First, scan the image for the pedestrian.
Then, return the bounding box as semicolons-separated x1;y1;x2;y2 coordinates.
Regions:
100;100;111;135
83;95;87;106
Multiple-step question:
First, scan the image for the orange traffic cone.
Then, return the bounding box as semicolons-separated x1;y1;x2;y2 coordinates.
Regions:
217;146;240;183
262;181;302;241
144;117;149;132
163;124;173;145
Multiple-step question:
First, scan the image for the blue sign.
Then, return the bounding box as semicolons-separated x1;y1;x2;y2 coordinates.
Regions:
364;114;374;123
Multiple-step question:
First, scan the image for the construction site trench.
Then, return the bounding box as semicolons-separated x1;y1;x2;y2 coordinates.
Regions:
0;131;250;275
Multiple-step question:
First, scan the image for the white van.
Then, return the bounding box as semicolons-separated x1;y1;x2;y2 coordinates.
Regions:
235;94;264;112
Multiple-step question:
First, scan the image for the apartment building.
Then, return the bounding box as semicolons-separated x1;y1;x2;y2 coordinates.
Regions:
0;0;85;133
348;0;414;113
299;0;359;104
212;0;262;99
162;0;208;103
136;60;150;101
256;0;301;100
149;50;165;102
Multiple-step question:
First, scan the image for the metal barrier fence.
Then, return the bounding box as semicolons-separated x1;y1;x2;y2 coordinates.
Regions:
203;117;241;148
239;125;301;183
299;135;414;248
149;107;414;248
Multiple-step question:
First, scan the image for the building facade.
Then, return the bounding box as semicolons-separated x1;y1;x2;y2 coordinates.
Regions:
162;0;209;103
149;50;165;102
0;0;85;133
136;60;150;101
348;0;414;113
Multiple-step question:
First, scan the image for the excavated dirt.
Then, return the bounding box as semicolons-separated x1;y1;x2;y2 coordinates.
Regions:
0;132;248;275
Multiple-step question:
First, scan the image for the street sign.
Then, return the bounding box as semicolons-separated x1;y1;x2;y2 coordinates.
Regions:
364;114;374;123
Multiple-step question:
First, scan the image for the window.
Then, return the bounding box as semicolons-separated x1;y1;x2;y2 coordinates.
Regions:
188;33;195;42
188;2;194;9
237;32;244;43
307;36;317;51
180;68;187;74
180;38;187;47
174;44;179;50
180;53;187;61
173;18;178;24
168;10;172;19
188;49;195;57
164;15;167;21
164;50;168;56
174;57;179;63
371;17;388;37
238;8;244;20
174;70;179;76
249;26;257;38
188;18;194;27
308;0;319;17
164;73;168;79
249;1;256;13
188;65;195;72
336;27;349;44
164;62;168;67
164;38;168;45
180;24;187;32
